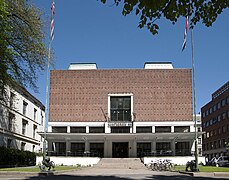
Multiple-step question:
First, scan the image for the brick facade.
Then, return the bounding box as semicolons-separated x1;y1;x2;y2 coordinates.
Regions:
49;69;192;122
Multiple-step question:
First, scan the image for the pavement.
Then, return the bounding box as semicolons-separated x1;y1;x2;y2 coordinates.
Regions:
0;158;229;180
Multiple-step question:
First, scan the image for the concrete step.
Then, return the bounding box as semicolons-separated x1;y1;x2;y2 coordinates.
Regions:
94;158;147;169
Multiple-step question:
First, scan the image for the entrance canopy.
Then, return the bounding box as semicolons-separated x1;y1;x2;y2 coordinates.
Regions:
39;132;201;141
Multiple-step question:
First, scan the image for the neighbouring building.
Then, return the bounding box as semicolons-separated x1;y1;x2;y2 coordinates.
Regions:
41;62;202;158
201;81;229;159
0;85;45;152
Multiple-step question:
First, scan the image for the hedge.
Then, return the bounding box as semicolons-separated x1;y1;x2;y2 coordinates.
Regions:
0;146;36;167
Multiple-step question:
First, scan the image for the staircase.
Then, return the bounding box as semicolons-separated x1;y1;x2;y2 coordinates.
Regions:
94;158;147;170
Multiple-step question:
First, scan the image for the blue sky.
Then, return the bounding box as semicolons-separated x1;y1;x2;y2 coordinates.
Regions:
32;0;229;113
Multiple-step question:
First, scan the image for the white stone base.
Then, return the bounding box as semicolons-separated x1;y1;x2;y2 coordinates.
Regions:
142;156;206;166
36;156;100;167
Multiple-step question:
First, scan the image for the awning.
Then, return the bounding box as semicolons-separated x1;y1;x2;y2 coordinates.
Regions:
39;132;203;141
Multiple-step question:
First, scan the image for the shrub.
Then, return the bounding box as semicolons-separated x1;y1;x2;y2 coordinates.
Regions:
0;146;36;167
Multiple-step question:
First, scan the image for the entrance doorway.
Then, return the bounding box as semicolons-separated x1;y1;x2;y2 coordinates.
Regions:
112;142;129;158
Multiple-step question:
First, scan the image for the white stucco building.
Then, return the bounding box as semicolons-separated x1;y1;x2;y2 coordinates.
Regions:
0;85;45;152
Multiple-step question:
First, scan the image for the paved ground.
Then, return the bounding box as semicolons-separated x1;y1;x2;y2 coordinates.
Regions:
1;158;229;180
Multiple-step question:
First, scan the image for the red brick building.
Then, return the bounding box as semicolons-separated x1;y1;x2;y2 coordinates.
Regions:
42;62;199;158
201;81;229;159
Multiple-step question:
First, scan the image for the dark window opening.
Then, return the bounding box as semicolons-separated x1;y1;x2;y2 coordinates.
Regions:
175;142;190;156
111;127;130;133
137;142;151;157
70;127;86;133
110;96;131;121
174;126;190;133
155;126;171;133
52;127;67;133
136;126;152;133
90;143;104;157
89;127;105;133
70;143;85;156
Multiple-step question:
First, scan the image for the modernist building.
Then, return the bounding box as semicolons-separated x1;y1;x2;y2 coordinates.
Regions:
201;81;229;159
0;85;45;152
42;62;201;158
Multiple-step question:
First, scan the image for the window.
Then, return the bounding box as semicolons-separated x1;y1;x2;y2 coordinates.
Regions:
89;127;105;133
110;96;131;121
198;148;202;155
7;139;12;148
21;142;26;151
23;101;28;115
210;142;213;149
227;96;229;104
111;127;130;133
71;143;85;156
217;102;221;109
22;119;27;135
70;127;86;133
9;92;15;108
209;119;213;126
34;108;37;121
90;143;104;157
222;99;226;107
174;126;190;132
53;142;66;156
198;127;201;132
41;112;44;125
33;145;35;152
222;112;226;120
206;132;209;138
218;140;222;148
213;105;216;112
156;142;171;151
206;121;209;127
206;110;209;116
222;126;226;133
218;115;221;122
8;112;15;131
202;122;205;128
175;142;190;156
136;126;152;133
209;107;212;114
155;126;171;133
33;125;37;138
202;112;205;118
52;126;67;133
218;128;221;135
198;138;201;144
137;143;151;157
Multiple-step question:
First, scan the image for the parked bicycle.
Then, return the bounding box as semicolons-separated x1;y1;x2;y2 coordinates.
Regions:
147;159;175;171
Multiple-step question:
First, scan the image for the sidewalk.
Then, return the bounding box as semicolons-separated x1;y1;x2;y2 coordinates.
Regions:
179;171;229;178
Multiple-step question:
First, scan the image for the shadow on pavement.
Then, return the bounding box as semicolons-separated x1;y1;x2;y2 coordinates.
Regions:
26;174;229;180
27;174;132;180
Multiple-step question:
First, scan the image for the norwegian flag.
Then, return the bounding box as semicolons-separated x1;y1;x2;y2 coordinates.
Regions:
50;1;55;41
182;16;189;51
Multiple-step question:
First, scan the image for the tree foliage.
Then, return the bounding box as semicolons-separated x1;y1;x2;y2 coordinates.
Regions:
100;0;229;35
0;0;48;94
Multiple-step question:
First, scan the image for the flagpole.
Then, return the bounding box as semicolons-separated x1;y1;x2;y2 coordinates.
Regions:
43;0;54;160
191;29;198;171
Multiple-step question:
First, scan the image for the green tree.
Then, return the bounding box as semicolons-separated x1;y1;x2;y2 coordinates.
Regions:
0;0;48;96
100;0;229;35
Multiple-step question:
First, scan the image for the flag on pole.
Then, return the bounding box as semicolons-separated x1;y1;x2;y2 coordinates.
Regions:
50;1;55;41
182;16;189;51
